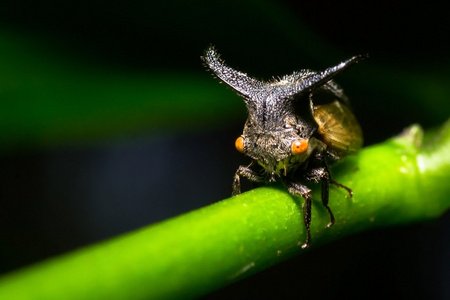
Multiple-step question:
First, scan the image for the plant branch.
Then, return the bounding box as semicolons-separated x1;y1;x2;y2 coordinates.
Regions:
0;120;449;299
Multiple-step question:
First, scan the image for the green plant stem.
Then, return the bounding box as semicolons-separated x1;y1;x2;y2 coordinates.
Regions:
0;121;449;299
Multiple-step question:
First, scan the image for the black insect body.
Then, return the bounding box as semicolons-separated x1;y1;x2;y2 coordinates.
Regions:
202;46;365;249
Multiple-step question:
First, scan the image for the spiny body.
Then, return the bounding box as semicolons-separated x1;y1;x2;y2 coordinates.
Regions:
202;46;365;248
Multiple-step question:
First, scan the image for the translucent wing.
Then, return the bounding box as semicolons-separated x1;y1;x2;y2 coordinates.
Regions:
313;101;363;154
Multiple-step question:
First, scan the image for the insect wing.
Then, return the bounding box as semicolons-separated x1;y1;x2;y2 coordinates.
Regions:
314;101;363;154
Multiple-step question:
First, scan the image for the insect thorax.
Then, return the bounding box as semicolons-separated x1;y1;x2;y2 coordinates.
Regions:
241;108;323;178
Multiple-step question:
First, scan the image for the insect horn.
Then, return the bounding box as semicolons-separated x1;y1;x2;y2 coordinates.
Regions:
201;46;263;110
287;54;368;97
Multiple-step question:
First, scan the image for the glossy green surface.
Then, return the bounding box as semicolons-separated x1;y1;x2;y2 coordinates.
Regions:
0;121;448;299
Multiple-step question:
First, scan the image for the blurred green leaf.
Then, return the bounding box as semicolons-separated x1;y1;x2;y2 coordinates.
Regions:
0;29;248;151
1;1;449;151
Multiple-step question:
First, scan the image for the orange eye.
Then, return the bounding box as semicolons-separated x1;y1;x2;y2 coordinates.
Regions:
291;140;308;155
235;136;245;153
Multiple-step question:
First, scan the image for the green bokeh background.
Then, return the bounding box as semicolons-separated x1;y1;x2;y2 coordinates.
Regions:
0;0;448;299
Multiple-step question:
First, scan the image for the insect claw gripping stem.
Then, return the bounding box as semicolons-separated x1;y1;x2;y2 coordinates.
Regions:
232;175;241;196
232;163;265;196
331;179;354;198
284;180;313;249
321;176;336;228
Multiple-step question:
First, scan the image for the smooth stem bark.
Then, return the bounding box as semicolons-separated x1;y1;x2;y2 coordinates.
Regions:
0;121;449;299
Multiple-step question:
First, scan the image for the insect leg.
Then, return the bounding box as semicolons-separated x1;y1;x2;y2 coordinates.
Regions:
303;166;336;228
283;180;312;249
320;170;335;228
232;162;265;196
322;161;353;198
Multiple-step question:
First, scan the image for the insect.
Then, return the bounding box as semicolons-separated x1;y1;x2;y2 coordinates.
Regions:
202;46;365;248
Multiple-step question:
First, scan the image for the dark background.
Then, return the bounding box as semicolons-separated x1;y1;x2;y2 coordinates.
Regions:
0;1;449;299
